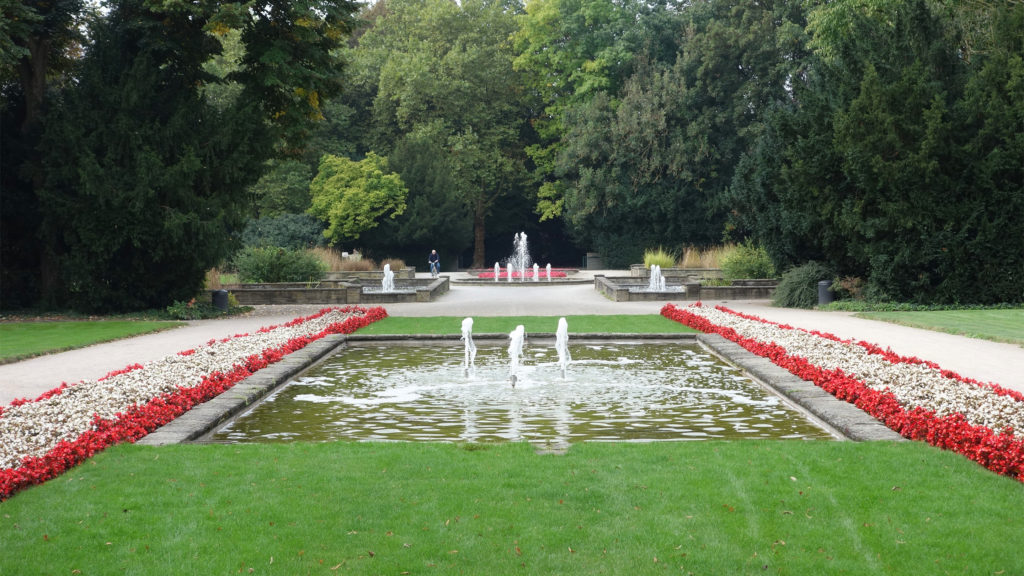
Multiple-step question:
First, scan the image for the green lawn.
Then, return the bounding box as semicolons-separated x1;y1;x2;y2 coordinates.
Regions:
856;309;1024;346
2;441;1021;575
0;320;185;362
361;314;699;335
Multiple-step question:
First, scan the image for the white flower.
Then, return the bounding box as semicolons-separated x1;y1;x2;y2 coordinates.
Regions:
685;306;1024;435
0;309;358;470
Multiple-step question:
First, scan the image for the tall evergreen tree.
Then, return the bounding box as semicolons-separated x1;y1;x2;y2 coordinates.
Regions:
2;0;359;310
558;0;807;265
36;0;271;311
731;0;1024;303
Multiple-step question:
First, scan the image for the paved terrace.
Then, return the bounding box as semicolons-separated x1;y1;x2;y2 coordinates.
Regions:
2;269;1022;405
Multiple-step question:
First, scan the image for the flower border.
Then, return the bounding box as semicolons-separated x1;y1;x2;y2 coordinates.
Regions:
661;302;1024;482
0;306;387;500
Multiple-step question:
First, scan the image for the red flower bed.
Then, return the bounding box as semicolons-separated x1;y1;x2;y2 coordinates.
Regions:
661;302;1024;482
0;306;387;500
477;269;569;279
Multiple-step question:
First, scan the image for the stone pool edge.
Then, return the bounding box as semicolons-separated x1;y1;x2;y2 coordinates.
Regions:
696;333;904;442
137;334;349;446
138;332;903;446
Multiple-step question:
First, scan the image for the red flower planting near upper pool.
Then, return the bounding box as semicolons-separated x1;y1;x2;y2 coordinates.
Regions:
477;270;568;279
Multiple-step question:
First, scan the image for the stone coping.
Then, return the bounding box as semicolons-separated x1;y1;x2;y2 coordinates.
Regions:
697;333;903;442
215;276;449;305
629;264;723;278
594;275;776;302
324;267;417;280
139;332;902;446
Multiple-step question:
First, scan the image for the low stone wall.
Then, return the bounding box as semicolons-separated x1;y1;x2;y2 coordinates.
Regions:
629;265;723;280
690;283;776;300
217;276;448;305
595;275;776;302
324;267;416;281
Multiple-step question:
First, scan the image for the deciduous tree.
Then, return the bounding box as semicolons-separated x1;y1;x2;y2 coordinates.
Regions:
308;153;408;245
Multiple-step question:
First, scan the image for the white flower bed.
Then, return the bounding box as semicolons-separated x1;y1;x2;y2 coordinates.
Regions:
0;308;357;470
685;306;1024;434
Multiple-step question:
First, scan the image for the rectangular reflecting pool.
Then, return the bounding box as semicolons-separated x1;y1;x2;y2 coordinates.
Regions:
208;341;835;445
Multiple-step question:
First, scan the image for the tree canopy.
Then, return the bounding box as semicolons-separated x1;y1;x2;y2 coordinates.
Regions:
1;0;359;310
309;152;408;244
2;0;1021;309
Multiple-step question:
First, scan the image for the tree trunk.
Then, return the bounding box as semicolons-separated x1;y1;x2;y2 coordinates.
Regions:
19;37;51;135
472;198;486;268
18;35;59;305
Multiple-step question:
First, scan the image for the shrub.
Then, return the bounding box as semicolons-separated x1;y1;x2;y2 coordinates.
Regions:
772;261;834;309
240;213;325;250
643;247;677;269
833;276;866;301
166;298;218;320
233;247;327;283
720;241;776;280
165;293;247;320
381;258;407;270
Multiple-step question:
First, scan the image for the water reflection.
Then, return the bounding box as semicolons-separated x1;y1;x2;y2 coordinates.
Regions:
209;342;833;444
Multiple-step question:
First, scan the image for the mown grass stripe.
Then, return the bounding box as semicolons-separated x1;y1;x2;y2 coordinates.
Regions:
2;441;1021;574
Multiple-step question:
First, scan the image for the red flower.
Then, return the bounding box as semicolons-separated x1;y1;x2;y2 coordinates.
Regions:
660;303;1023;482
0;307;388;500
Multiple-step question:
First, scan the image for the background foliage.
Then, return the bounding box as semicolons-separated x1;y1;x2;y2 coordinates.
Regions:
2;0;1021;310
232;247;327;284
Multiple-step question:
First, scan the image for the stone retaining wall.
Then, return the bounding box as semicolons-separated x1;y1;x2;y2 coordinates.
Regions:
629;265;723;279
594;275;776;302
216;276;448;305
324;267;416;281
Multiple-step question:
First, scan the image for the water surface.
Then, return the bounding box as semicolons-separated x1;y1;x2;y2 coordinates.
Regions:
209;342;833;445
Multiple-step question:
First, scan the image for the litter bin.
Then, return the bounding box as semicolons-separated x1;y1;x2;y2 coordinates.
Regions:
817;280;833;306
212;289;229;311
